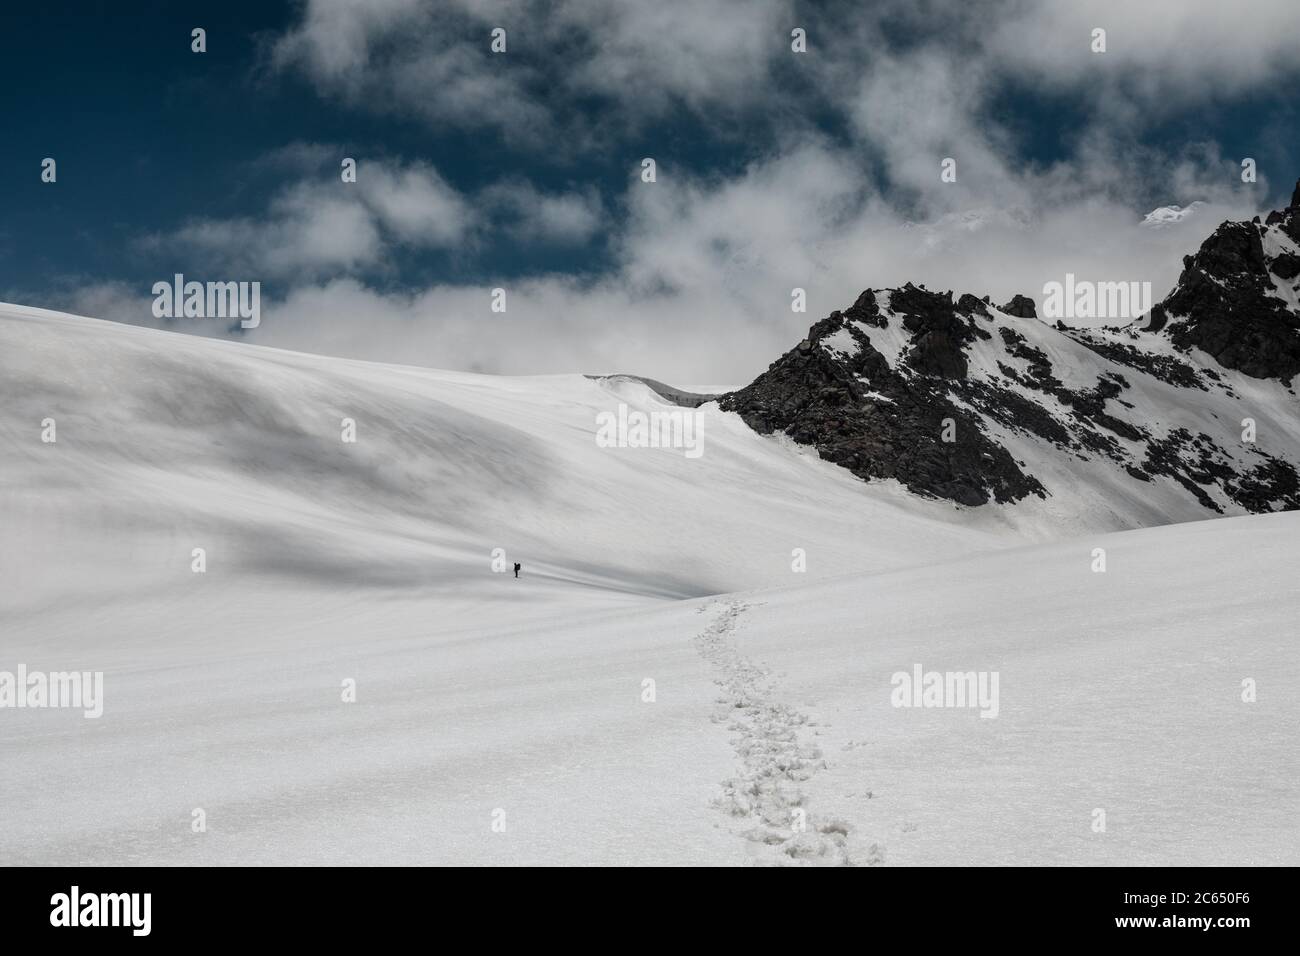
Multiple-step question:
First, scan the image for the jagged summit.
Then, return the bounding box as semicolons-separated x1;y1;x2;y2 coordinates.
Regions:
1148;179;1300;380
722;185;1300;512
723;285;1044;506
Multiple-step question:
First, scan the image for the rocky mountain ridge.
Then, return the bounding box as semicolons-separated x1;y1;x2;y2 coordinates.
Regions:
720;181;1300;513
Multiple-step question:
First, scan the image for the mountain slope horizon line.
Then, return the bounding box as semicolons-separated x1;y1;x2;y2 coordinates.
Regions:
8;181;1300;523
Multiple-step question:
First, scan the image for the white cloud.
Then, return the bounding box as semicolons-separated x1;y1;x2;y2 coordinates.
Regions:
145;150;618;281
483;180;604;243
988;0;1300;107
55;0;1300;385
363;163;477;246
270;0;428;81
269;0;1300;149
158;184;384;278
270;0;798;145
556;0;792;115
74;138;1276;386
144;160;479;279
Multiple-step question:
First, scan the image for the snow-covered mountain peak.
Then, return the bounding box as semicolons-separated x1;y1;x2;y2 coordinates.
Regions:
721;184;1300;516
1148;179;1300;381
1141;201;1206;228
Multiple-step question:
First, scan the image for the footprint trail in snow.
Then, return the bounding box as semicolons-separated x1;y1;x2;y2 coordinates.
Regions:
694;601;878;866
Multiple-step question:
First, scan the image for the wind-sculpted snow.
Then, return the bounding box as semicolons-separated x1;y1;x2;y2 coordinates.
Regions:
0;302;1035;624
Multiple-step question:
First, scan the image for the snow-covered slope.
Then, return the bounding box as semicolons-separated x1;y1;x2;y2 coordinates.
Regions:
2;498;1294;865
698;510;1300;866
1;263;1296;865
1;304;1035;630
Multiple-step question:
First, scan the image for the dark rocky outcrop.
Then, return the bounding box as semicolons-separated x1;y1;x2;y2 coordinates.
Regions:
719;288;1044;506
716;180;1300;514
1000;294;1038;318
1161;180;1300;382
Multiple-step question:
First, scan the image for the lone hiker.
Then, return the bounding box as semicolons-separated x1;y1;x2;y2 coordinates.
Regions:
514;562;521;579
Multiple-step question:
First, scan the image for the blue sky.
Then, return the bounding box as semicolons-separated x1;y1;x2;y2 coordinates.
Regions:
3;0;1299;383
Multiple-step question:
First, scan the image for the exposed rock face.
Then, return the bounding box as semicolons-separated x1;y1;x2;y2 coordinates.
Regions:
720;288;1042;506
1000;294;1038;319
1162;181;1300;382
720;181;1300;514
